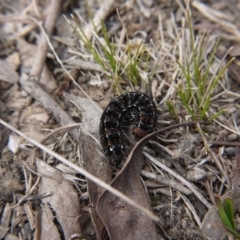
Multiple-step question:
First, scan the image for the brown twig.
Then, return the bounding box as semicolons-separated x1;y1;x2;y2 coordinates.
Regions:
20;0;79;141
144;151;212;209
30;0;61;78
211;141;240;147
0;118;159;222
232;147;240;191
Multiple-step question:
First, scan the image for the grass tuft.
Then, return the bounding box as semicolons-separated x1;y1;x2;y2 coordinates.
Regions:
174;8;234;121
67;14;151;94
68;6;233;122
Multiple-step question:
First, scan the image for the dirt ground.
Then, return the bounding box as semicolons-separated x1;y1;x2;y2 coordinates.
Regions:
1;0;240;239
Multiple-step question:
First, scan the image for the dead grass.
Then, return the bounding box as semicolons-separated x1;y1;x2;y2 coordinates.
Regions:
1;0;240;239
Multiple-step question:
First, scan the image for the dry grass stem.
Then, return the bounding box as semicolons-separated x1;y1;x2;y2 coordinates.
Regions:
0;118;159;222
197;123;231;187
180;193;202;228
30;0;61;78
20;76;79;141
81;0;115;39
144;151;212;209
141;170;191;195
42;16;103;112
1;1;240;238
192;1;240;38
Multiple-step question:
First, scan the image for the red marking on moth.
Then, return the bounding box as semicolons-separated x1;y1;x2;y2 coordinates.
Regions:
132;127;149;138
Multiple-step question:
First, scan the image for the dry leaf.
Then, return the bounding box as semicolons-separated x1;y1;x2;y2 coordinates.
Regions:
0;203;11;228
202;149;240;239
40;204;61;240
201;205;227;239
64;93;162;239
6;52;20;70
97;123;200;239
0;124;11;153
63;92;112;238
3;233;19;240
36;159;81;239
0;60;18;84
0;226;9;239
97;132;160;239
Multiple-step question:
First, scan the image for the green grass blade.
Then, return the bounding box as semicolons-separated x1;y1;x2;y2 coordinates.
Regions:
177;60;188;84
100;20;117;73
177;87;195;118
124;41;147;85
72;18;106;71
166;100;178;119
201;95;210;118
208;110;226;121
210;57;235;90
177;60;192;102
224;198;236;231
223;226;240;239
201;38;219;88
216;196;235;231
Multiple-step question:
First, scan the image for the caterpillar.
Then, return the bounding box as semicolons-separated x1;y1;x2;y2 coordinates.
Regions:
99;92;157;166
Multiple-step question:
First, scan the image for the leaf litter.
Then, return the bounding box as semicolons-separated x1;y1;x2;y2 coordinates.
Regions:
1;0;240;240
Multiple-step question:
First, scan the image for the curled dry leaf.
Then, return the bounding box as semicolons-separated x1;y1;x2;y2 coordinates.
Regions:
36;159;81;239
97;122;200;239
97;143;160;240
96;131;168;238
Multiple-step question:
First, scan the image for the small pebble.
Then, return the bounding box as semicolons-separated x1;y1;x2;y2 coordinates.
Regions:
225;147;236;157
187;168;207;181
227;133;239;142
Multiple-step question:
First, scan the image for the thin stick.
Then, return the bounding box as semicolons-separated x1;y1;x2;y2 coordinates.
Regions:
30;0;61;78
19;1;80;141
144;151;212;209
197;123;231;188
141;170;191;195
0;118;158;222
